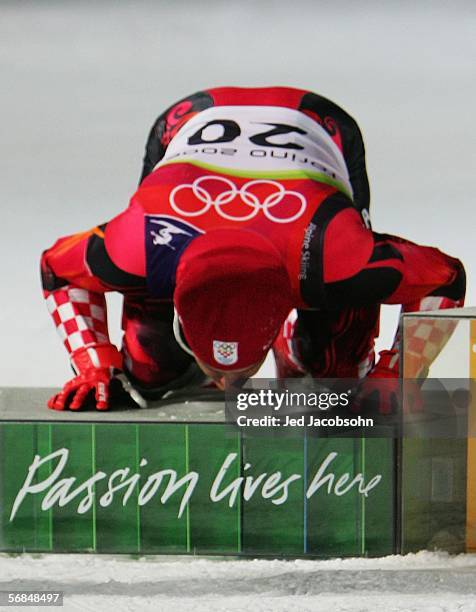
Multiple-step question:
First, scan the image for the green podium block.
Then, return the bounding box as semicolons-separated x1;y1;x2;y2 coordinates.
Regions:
0;388;394;557
3;307;475;557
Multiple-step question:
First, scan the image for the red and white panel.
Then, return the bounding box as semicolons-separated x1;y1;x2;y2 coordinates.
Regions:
45;286;109;355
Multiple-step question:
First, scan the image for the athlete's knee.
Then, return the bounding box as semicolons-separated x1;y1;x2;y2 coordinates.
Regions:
40;249;67;293
121;303;194;387
434;257;466;302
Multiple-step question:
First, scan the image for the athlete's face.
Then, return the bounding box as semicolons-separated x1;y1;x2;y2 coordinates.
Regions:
195;357;264;390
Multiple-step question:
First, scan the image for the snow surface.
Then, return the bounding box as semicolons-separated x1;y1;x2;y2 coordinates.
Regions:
1;551;476;611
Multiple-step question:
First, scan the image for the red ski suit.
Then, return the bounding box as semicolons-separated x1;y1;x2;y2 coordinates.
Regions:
41;87;465;395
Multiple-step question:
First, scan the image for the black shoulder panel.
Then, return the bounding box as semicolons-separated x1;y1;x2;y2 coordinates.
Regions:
299;91;358;138
140;91;215;183
299;91;370;216
326;268;403;307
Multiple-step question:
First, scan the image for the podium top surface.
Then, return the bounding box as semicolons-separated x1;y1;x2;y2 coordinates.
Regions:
403;306;476;319
0;387;226;423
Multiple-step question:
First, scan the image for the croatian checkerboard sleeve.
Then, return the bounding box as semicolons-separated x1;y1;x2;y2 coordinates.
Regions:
41;228;112;360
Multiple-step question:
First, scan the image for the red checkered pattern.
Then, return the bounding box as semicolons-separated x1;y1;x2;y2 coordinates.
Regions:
45;286;109;355
401;296;464;376
215;343;235;359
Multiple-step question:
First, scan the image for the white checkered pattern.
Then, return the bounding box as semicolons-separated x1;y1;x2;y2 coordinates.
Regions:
357;349;375;379
282;309;306;372
45;285;109;355
401;296;463;376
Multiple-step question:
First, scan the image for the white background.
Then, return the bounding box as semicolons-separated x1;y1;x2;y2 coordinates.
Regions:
1;0;475;386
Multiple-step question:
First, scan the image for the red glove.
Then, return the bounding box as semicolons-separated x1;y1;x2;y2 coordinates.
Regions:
352;350;400;415
48;345;123;411
352;350;423;415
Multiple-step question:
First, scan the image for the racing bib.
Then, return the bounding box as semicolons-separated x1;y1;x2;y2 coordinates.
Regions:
155;105;352;198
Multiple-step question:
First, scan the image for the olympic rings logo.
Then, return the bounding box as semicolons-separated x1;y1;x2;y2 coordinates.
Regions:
169;176;307;224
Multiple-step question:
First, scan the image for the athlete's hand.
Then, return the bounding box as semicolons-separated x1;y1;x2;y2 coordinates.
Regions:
48;368;113;411
48;345;123;411
352;374;400;416
351;350;423;415
351;350;400;415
